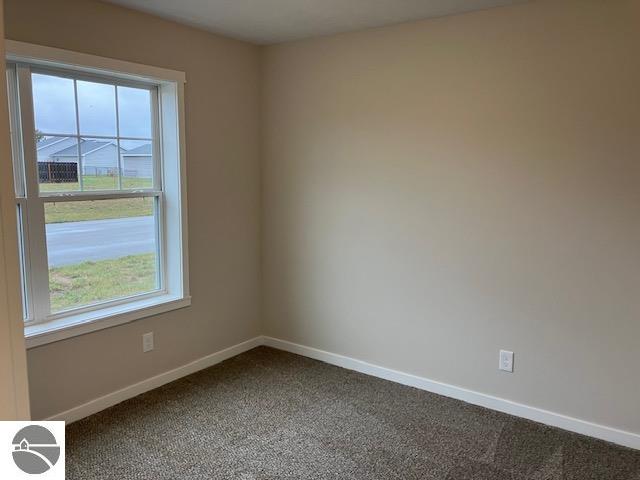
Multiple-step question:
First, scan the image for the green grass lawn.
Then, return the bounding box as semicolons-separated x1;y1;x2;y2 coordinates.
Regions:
49;253;157;312
40;175;152;192
45;197;154;224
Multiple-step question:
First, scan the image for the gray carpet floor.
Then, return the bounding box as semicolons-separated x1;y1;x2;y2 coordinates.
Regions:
67;347;640;479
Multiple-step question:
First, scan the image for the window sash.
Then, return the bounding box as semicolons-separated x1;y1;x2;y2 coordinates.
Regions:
9;62;167;325
6;64;26;198
29;66;160;193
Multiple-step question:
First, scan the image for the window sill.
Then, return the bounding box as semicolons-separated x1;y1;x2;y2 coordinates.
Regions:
24;294;191;349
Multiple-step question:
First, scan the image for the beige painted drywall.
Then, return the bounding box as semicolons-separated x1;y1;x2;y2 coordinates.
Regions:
262;0;640;434
0;0;30;421
4;0;262;419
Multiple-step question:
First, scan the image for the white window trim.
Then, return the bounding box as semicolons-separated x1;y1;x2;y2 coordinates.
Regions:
5;41;190;349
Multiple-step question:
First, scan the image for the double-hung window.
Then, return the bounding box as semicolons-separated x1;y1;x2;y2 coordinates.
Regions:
5;41;190;347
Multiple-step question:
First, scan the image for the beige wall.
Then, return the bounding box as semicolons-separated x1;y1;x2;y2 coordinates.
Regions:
4;0;262;419
262;0;640;434
0;0;30;421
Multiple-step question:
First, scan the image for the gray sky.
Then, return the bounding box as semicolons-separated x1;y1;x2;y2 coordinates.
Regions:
32;73;152;139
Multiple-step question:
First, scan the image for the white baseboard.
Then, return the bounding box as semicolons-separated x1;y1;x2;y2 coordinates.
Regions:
46;336;263;424
46;334;640;450
262;336;640;451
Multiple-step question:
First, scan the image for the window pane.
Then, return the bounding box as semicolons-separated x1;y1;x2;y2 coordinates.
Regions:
120;139;153;189
77;80;117;136
38;136;80;193
117;86;152;138
45;198;159;313
32;73;77;135
79;137;120;191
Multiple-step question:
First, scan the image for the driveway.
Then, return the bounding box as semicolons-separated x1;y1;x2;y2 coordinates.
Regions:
46;216;155;268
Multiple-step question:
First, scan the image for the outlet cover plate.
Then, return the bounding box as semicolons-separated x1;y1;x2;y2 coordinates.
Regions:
499;350;514;373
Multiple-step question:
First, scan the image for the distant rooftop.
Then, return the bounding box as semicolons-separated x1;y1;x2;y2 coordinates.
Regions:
122;143;152;156
36;136;69;149
52;139;116;157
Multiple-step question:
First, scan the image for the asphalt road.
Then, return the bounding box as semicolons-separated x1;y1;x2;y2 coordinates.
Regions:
46;216;156;268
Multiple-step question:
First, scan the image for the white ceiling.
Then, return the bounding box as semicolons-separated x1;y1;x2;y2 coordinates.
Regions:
104;0;530;45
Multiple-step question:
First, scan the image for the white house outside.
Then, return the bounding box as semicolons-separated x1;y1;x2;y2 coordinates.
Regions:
121;143;153;179
37;137;153;180
36;136;76;162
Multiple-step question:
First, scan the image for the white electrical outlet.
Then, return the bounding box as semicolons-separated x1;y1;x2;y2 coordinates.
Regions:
499;350;514;373
142;332;154;353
